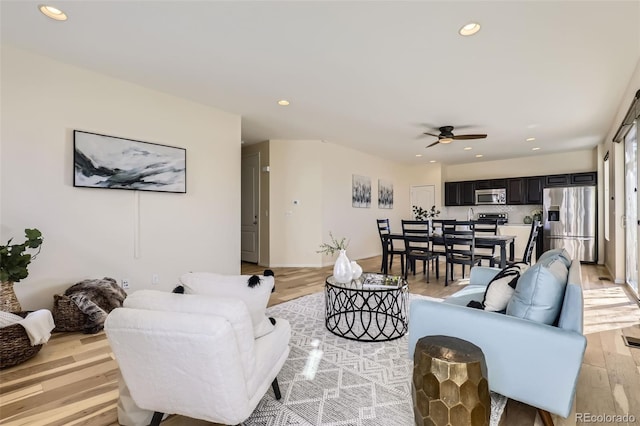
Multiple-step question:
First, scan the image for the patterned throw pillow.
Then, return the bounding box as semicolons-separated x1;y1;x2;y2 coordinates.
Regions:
466;263;529;312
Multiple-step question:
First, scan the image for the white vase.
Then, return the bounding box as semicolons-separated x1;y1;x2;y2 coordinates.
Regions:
350;261;363;280
333;250;353;283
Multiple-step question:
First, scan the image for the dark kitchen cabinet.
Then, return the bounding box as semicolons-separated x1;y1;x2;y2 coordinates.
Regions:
444;171;595;206
506;178;525;204
525;176;544;204
445;182;461;206
545;174;570;187
475;179;506;190
489;179;506;189
461;181;475;205
445;181;475;206
571;172;597;186
475;180;491;190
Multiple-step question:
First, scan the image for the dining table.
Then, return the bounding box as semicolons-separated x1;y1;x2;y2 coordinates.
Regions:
381;232;516;274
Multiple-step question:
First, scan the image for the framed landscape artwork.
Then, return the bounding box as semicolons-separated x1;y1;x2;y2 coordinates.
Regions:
378;179;393;209
73;130;186;193
352;175;371;208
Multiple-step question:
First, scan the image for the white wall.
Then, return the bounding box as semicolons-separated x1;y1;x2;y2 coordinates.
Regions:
321;142;416;265
267;140;420;267
269;140;324;267
443;150;596;182
1;46;241;309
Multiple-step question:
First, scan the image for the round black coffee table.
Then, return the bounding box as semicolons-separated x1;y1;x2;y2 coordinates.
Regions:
324;273;409;341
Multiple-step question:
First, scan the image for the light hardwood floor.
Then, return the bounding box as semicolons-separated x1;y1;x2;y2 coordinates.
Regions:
1;257;638;426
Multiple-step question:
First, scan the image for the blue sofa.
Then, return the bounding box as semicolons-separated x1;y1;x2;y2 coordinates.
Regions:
408;253;586;419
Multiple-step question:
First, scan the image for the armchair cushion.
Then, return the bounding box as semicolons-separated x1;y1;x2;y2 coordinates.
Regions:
506;256;568;324
180;272;275;338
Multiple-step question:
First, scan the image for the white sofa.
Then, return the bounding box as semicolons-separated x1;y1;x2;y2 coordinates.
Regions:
105;277;290;426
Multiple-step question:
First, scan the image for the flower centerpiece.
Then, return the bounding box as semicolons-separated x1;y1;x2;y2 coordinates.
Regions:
318;232;355;283
0;228;44;312
412;205;440;221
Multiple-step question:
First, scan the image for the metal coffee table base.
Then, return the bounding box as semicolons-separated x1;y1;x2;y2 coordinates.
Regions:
325;281;409;342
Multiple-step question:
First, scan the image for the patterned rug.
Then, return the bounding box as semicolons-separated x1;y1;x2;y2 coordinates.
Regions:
245;292;507;425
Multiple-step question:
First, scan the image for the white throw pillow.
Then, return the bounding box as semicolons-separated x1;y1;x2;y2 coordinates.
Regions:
482;263;528;312
179;272;275;338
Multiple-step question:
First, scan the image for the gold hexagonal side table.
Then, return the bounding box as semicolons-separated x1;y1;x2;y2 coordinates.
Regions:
412;335;490;426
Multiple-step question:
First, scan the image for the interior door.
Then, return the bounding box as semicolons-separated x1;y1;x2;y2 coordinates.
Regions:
625;123;639;298
241;153;259;263
410;185;436;218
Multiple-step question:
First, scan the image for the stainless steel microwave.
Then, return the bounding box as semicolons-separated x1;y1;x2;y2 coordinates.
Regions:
475;188;506;205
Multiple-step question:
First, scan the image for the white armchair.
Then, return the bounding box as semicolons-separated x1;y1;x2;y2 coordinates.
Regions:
105;288;291;425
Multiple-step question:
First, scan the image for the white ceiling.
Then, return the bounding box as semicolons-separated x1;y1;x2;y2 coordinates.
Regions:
2;1;639;165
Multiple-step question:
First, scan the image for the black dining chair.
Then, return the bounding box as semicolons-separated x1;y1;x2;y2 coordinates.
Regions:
473;219;500;267
443;221;481;286
376;219;405;274
430;219;457;259
495;220;542;266
401;220;439;282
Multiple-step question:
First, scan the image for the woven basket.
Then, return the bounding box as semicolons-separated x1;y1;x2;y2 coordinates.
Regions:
0;281;22;312
52;294;86;332
0;311;43;369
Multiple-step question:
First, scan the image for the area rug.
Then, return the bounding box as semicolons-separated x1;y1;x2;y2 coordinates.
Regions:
245;292;507;425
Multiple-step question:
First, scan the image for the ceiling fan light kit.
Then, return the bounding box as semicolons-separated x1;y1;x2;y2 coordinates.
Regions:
422;125;487;148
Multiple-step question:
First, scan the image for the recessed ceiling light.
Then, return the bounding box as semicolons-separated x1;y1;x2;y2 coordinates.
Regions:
430;160;437;163
277;99;290;106
526;137;536;142
532;147;541;151
464;146;473;151
416;154;423;157
475;154;484;158
39;4;67;21
459;22;481;36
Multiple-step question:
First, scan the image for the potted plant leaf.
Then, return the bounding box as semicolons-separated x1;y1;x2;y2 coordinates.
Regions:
0;228;44;312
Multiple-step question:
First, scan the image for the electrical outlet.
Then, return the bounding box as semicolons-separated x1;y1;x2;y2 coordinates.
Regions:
152;274;159;285
121;279;130;289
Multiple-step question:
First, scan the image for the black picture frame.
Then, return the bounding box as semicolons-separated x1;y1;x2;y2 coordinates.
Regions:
73;130;186;193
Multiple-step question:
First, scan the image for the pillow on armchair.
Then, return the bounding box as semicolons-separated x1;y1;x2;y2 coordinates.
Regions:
180;272;275;338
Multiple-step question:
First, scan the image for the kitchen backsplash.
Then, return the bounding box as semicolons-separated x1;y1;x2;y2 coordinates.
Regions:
442;204;543;224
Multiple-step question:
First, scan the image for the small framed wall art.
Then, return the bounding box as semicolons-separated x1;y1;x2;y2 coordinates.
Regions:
352;174;371;208
378;179;393;209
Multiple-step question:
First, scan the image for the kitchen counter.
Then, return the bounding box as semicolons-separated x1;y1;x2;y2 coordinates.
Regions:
498;224;533;261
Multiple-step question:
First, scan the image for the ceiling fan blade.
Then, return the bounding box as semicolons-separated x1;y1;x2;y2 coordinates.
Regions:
452;134;487;140
422;132;440;137
426;140;441;148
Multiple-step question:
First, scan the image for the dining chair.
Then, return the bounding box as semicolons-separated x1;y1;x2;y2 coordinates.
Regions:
496;220;542;266
401;220;439;282
473;219;500;266
430;219;457;259
376;219;405;274
443;222;481;286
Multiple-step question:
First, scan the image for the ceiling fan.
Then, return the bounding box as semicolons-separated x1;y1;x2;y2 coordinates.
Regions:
421;125;487;148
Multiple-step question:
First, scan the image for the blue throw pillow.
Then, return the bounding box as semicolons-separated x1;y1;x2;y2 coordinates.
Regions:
537;248;572;268
506;256;568;324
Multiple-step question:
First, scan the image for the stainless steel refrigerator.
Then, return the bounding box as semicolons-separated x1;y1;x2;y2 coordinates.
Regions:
543;186;597;262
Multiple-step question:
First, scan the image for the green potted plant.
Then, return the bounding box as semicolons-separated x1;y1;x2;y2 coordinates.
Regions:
0;228;44;312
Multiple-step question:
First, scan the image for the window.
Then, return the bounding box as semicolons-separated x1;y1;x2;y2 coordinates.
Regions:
604;152;609;241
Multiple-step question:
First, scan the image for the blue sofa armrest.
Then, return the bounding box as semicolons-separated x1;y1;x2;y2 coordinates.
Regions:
408;299;586;418
469;266;502;287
